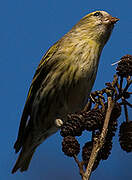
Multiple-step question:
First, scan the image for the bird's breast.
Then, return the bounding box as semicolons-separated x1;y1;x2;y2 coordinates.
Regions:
66;65;97;113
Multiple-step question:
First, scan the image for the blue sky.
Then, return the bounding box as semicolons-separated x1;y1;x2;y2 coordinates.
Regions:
1;0;132;180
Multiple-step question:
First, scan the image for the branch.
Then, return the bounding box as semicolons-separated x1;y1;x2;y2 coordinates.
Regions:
82;96;115;180
122;98;129;122
74;155;84;178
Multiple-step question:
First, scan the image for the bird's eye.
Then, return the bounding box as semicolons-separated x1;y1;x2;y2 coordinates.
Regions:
93;12;101;17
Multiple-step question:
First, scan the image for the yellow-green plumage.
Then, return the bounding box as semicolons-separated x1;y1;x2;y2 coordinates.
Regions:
12;10;119;173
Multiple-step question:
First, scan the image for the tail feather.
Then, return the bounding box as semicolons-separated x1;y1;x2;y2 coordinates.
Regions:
20;150;35;172
12;148;36;173
12;126;55;173
12;132;38;174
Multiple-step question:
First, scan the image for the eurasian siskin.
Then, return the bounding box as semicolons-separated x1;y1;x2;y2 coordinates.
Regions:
12;10;119;173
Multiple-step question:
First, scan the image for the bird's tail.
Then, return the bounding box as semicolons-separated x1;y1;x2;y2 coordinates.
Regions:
12;133;38;174
12;122;57;173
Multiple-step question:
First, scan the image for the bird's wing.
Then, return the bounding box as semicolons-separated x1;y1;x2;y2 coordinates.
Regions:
14;42;59;153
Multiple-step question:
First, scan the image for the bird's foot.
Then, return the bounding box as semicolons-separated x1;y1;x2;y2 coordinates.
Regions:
55;119;63;127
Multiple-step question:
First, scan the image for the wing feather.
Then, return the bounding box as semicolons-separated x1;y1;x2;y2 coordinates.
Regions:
14;42;59;152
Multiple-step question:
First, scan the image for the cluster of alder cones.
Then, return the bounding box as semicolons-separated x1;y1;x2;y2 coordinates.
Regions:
60;54;132;171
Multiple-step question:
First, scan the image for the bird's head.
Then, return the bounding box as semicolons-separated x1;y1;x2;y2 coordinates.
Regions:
74;10;119;46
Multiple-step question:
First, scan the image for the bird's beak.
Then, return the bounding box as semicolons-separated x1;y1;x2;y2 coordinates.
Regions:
109;16;119;24
103;16;119;25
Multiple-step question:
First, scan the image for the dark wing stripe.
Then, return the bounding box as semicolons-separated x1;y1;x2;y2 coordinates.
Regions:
14;42;59;153
14;102;30;153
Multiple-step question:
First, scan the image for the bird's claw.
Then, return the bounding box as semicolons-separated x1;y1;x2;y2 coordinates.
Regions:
55;119;63;127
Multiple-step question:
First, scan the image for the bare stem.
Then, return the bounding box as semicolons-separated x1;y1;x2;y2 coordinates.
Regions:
73;155;84;178
82;97;115;180
123;78;132;92
122;98;129;122
119;76;123;93
120;99;132;108
125;100;132;108
82;100;92;112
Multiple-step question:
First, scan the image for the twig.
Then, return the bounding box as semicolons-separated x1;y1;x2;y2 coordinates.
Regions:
122;98;129;123
125;100;132;108
123;78;132;92
82;100;92;112
128;92;132;94
120;99;132;108
82;96;115;180
119;76;123;93
74;155;84;177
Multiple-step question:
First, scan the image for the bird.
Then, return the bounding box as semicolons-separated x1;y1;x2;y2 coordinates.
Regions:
12;10;119;173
